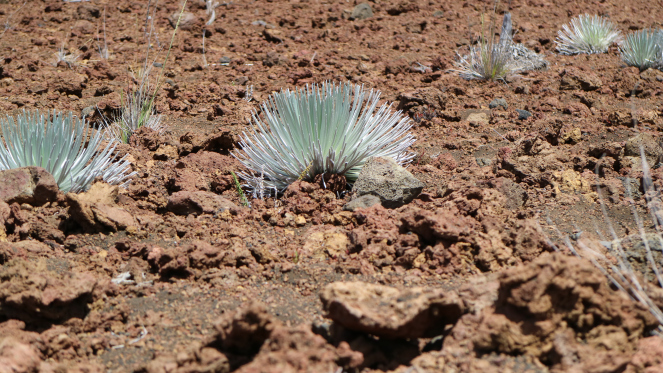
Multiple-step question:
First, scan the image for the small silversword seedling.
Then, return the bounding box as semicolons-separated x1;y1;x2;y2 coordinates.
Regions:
0;111;136;193
451;13;547;81
102;66;166;143
233;82;415;196
555;14;622;55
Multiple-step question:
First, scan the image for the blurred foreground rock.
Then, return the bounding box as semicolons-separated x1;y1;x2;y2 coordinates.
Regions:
0;166;58;206
320;282;464;339
0;259;97;324
140;302;354;373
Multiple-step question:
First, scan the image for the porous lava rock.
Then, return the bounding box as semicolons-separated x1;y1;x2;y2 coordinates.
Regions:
342;194;381;212
620;133;663;172
6;203;66;244
0;337;41;373
441;252;659;372
0;240;53;263
350;3;373;20
0;166;58;206
141;302;350;373
320;281;464;339
67;182;137;232
625;336;663;373
167;191;237;216
0;200;9;239
352;157;424;208
559;67;602;91
144;239;256;278
166;151;240;193
0;259;97;324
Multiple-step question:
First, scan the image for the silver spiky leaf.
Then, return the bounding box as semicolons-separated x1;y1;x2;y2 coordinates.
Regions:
555;14;622;55
0;110;136;193
102;88;166;143
233;82;415;196
620;29;663;71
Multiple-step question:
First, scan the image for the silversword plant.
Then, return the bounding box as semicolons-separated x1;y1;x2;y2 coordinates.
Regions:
0;111;136;193
451;13;547;81
555;14;622;55
102;65;166;143
102;1;188;143
53;45;80;69
233;82;415;196
620;29;663;71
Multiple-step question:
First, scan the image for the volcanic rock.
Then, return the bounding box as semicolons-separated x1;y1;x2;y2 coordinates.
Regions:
350;3;373;20
352;157;424;208
342;194;381;211
0;259;97;323
67;182;137;232
0;166;58;206
167;191;237;215
320;281;464;339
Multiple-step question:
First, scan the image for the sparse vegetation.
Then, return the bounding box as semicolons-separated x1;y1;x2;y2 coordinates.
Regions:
555;14;622;55
101;1;187;143
451;12;547;81
0;111;135;193
102;66;166;143
620;29;663;71
53;44;80;69
4;0;663;371
231;171;250;207
96;7;109;60
233;82;415;195
0;0;26;39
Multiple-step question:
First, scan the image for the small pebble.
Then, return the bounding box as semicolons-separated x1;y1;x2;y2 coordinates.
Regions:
516;109;532;120
489;98;508;110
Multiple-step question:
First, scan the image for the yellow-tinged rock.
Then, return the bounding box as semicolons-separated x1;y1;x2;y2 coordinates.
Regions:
303;229;349;259
552;169;592;194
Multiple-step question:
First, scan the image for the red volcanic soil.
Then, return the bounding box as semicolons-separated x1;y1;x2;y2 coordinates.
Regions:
0;0;662;372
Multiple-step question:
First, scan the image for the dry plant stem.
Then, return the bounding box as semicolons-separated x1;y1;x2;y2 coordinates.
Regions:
202;30;208;67
149;0;187;111
244;85;253;102
631;83;640;127
206;0;219;25
97;6;109;59
595;163;660;314
636;147;663;288
0;1;27;39
102;0;186;143
142;0;159;74
54;44;80;69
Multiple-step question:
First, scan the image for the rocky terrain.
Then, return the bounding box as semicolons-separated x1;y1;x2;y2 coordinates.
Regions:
0;0;662;372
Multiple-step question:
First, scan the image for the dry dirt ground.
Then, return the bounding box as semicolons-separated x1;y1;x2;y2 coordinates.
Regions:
0;0;663;372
